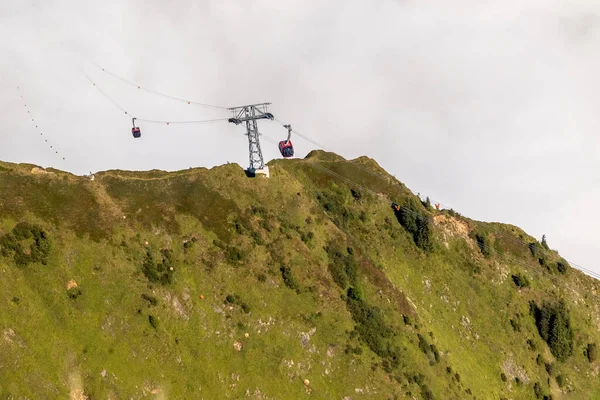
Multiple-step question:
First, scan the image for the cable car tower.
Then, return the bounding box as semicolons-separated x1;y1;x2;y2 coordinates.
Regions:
227;102;274;178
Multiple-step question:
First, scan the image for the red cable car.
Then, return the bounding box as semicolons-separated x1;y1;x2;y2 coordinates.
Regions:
132;118;141;138
279;124;294;158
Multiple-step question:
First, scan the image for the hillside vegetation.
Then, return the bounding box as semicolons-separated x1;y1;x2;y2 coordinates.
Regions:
0;153;599;400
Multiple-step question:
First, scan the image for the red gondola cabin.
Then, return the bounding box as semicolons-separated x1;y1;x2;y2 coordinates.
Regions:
131;118;141;138
279;140;294;158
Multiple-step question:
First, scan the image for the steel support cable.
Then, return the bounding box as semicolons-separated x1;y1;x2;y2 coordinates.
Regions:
88;61;227;110
84;72;229;125
271;116;595;280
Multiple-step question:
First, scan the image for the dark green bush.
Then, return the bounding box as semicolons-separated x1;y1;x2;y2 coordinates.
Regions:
300;231;314;245
280;265;300;291
325;244;359;289
347;286;363;301
224;294;250;313
142;248;174;285
421;197;432;210
393;198;433;251
500;373;507;382
67;287;82;300
148;315;158;329
0;223;50;267
529;242;544;259
530;300;574;362
541;235;549;250
141;293;158;306
536;354;543;365
534;382;543;399
316;187;356;227
512;273;530;288
475;233;492;257
510;318;521;332
224;245;245;265
396;198;433;251
556;259;570;274
544;362;554;376
346;295;394;361
556;375;565;388
587;343;597;362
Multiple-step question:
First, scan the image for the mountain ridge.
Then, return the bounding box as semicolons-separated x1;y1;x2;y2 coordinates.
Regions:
0;152;598;400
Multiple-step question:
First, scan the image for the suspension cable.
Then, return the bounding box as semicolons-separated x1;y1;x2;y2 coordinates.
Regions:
84;71;229;125
88;61;228;110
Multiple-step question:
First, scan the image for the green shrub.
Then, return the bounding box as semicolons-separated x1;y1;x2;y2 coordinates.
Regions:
148;315;158;329
544;362;554;376
500;372;507;382
556;259;570;274
224;294;250;313
346;295;393;361
316;187;356;227
141;293;158;306
534;382;543;399
224;245;246;265
531;300;574;362
587;343;597;362
556;375;565;388
541;235;549;250
475;233;492;257
528;242;544;258
421;197;432;210
300;231;314;245
347;287;363;301
511;273;530;288
325;244;359;289
510;318;521;332
280;265;300;291
142;248;174;285
394;198;433;251
0;223;50;267
67;287;82;300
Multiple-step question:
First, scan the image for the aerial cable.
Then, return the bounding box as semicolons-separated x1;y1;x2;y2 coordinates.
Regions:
137;117;228;125
16;86;66;161
83;71;229;125
268;116;595;281
83;71;128;114
88;61;227;110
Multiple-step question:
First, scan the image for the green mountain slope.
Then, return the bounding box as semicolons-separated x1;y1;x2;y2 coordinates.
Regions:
0;152;598;400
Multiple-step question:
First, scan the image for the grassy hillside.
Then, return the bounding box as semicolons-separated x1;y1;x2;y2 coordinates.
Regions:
0;154;599;400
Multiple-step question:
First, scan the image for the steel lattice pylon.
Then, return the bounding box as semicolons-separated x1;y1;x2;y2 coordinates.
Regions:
227;103;274;172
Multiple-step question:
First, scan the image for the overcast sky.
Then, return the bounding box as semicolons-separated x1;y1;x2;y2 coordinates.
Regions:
0;0;598;276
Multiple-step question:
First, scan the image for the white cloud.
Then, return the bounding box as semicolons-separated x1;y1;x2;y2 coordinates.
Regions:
0;0;598;275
